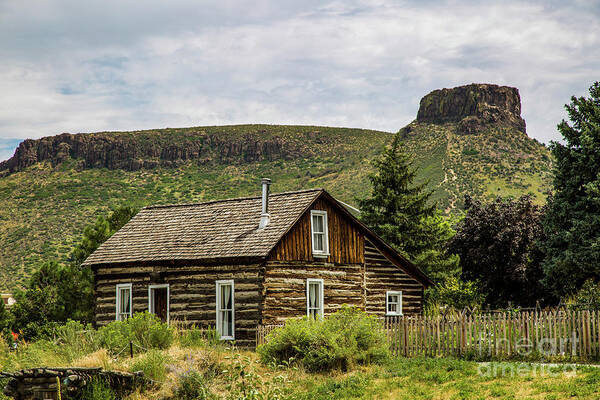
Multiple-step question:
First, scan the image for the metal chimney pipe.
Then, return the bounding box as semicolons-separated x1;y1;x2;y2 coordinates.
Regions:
259;178;271;229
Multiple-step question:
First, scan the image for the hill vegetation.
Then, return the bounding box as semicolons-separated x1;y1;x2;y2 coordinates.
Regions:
0;84;553;290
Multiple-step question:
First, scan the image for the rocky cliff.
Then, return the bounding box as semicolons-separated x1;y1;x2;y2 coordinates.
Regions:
416;83;526;135
0;127;332;174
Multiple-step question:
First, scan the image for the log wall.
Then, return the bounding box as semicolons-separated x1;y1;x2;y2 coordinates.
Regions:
268;198;364;264
262;260;364;324
263;238;424;325
365;239;423;316
94;262;264;347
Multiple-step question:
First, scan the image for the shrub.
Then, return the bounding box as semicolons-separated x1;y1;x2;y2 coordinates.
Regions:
99;312;173;354
54;320;101;361
97;319;129;355
564;279;600;310
130;350;170;383
223;353;285;400
128;312;173;350
178;326;219;348
174;370;214;400
462;148;479;156
424;276;483;314
0;299;12;335
257;306;389;372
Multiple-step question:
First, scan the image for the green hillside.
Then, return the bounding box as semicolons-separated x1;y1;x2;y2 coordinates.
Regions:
0;123;552;290
402;121;552;211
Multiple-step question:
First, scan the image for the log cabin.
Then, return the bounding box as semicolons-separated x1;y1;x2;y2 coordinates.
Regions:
83;179;433;347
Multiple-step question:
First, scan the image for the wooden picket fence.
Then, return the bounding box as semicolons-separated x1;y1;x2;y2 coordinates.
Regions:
256;324;284;346
385;310;600;358
257;309;600;360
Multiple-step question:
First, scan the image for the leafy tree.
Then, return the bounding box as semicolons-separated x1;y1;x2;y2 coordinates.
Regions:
358;134;459;282
11;261;67;338
10;206;137;337
448;195;545;307
542;82;600;299
425;276;483;313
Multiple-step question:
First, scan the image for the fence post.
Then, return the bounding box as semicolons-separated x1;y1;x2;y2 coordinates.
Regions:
403;317;408;357
436;317;440;356
460;314;465;355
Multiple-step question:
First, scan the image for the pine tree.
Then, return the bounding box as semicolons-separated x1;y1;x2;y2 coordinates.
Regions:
358;134;459;282
542;82;600;299
71;205;138;266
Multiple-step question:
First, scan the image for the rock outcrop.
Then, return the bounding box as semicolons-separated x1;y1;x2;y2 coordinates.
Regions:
416;83;526;135
0;128;319;174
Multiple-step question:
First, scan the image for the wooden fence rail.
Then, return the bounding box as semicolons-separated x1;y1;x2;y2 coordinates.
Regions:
257;310;600;359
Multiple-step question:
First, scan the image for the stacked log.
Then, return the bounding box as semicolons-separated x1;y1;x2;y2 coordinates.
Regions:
1;367;147;399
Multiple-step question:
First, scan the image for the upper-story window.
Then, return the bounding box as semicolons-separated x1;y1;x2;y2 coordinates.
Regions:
310;210;329;258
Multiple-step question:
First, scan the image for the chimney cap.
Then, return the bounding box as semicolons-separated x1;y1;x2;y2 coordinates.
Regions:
261;178;271;184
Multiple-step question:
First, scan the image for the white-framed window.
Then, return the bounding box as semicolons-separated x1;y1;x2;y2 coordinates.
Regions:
116;283;133;321
148;284;170;324
310;210;329;257
306;278;324;319
386;291;403;316
216;280;235;340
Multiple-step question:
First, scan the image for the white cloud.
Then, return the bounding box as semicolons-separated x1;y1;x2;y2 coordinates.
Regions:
0;0;598;155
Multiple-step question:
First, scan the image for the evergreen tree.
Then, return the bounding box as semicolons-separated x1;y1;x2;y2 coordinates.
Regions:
542;82;600;300
71;205;138;266
358;134;459;282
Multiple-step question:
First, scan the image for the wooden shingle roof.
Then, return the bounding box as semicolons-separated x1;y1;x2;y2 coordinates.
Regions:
82;189;322;266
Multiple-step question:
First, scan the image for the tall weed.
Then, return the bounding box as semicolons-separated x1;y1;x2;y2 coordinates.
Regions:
174;370;215;400
80;379;116;400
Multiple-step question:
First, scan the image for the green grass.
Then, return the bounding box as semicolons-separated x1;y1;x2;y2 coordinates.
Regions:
1;332;598;400
0;123;553;290
288;358;600;400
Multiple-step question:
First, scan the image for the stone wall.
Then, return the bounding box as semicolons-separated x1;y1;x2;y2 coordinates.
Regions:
2;367;146;400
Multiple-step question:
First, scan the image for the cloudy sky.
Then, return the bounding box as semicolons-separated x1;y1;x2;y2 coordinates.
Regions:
1;0;598;161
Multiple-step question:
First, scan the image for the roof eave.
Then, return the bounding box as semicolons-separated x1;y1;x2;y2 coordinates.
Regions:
319;190;434;288
84;255;267;269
